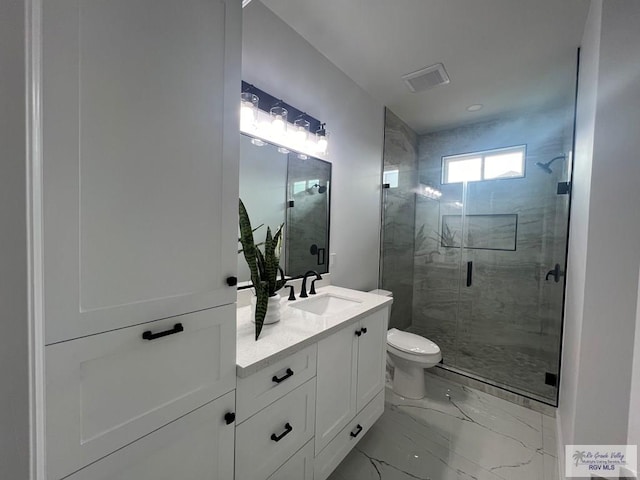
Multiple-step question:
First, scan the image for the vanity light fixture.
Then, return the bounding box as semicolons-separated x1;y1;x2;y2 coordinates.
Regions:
316;123;329;155
422;185;443;200
293;117;310;145
240;92;259;131
250;138;266;147
277;147;290;154
239;81;329;159
270;106;288;137
298;153;309;160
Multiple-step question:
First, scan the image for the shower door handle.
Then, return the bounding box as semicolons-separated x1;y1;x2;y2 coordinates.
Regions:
466;261;473;287
545;263;564;283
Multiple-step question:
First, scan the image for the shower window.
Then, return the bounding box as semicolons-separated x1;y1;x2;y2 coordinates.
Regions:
442;145;526;184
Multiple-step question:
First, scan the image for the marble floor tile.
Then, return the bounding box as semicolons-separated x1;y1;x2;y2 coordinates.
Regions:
329;376;558;480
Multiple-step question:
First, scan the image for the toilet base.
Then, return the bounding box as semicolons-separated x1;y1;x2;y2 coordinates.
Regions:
392;363;426;399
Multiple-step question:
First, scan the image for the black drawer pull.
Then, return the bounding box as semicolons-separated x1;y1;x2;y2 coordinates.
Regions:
224;412;235;425
270;423;293;442
355;329;362;337
350;424;363;438
361;327;367;335
142;323;184;341
272;368;294;384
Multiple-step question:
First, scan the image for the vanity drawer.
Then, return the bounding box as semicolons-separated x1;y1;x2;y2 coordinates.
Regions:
235;378;316;480
46;305;236;480
314;389;384;480
237;343;317;423
267;439;314;480
63;391;236;480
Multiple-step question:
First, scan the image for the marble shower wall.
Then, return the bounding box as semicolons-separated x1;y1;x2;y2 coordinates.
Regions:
413;107;574;401
381;109;419;330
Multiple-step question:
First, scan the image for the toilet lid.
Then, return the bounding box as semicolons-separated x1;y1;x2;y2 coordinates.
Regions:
387;328;440;355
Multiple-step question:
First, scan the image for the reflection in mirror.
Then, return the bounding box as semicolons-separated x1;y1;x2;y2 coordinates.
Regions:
238;133;331;282
286;156;330;277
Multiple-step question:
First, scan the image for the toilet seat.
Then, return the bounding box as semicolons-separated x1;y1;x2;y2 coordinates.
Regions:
387;328;440;356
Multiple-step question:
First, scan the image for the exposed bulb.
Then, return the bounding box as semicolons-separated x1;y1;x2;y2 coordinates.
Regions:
271;115;286;135
317;136;328;154
240;104;256;131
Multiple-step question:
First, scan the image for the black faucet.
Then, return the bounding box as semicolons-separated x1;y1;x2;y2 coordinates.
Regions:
300;270;322;298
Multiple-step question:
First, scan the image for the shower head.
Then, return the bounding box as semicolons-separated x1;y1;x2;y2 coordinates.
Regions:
535;155;566;174
312;184;327;194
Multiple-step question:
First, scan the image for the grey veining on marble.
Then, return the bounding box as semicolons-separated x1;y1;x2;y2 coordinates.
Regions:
329;375;559;480
381;108;419;331
235;285;392;377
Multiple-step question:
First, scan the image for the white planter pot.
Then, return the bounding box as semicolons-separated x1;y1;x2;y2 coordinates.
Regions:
251;293;281;325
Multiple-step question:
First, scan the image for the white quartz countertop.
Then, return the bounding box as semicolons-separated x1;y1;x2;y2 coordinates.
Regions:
236;285;393;377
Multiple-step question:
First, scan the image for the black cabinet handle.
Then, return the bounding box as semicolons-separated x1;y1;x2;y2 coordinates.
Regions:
355;329;362;337
466;261;473;287
270;423;293;442
272;368;294;384
361;327;367;335
224;412;235;425
350;424;363;438
142;323;184;341
226;276;238;287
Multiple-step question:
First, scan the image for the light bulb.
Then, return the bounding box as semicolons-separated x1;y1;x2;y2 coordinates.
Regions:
272;116;285;135
240;105;256;131
317;136;328;154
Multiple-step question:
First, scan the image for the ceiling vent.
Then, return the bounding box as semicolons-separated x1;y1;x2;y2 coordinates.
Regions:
402;63;450;93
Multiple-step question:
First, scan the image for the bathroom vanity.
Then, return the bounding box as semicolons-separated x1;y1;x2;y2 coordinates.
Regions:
235;286;392;480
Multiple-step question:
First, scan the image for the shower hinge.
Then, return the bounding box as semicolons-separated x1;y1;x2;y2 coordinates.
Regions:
545;372;558;387
287;200;294;208
557;182;571;195
383;183;390;189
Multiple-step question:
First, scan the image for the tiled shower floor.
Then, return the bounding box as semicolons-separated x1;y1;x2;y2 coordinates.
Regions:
406;324;557;401
328;374;559;480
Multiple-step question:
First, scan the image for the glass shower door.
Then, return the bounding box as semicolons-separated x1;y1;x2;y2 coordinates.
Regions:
410;182;465;367
455;152;571;402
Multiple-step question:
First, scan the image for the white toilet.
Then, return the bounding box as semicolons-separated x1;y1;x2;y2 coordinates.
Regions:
386;328;442;399
368;289;442;399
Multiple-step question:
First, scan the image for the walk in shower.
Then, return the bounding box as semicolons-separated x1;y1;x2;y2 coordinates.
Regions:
381;100;575;404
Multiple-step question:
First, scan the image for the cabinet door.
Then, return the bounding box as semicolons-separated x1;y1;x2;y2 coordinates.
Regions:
42;0;242;344
315;324;358;455
64;392;236;480
46;306;236;480
356;308;388;411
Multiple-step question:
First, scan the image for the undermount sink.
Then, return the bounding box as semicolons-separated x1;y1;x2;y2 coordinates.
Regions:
289;293;363;316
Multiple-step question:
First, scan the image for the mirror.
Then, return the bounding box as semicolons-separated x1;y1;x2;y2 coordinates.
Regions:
238;133;331;282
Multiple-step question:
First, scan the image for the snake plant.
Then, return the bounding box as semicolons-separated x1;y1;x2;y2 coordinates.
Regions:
239;199;286;340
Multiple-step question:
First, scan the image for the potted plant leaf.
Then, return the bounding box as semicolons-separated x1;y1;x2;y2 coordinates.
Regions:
238;199;287;340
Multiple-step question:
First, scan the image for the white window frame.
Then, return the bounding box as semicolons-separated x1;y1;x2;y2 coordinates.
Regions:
441;145;526;184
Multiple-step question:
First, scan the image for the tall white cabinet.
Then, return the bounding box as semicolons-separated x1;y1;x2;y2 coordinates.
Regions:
40;0;241;478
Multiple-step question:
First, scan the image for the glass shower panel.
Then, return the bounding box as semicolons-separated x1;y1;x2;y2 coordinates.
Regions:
409;182;464;366
456;147;571;402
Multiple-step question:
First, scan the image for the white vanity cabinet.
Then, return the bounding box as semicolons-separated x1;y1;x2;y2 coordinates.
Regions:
41;0;241;478
234;290;391;480
315;308;388;456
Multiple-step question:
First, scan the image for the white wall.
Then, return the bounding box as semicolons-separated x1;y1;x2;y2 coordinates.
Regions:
242;1;385;291
0;0;31;478
559;0;640;451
